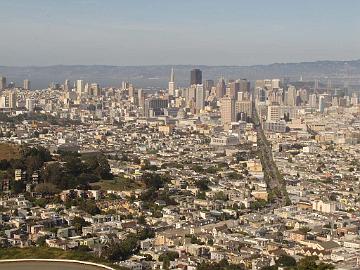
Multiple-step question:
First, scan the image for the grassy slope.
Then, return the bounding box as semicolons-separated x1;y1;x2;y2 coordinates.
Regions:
0;143;21;160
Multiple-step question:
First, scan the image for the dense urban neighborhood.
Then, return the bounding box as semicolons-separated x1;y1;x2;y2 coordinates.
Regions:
0;70;359;270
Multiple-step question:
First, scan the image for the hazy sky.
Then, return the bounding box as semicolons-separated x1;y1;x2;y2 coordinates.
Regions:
1;0;360;66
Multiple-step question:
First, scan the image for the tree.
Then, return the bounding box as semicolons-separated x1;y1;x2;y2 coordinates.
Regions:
276;254;296;267
10;180;25;194
72;216;90;233
104;235;138;261
95;154;113;179
195;179;210;191
36;235;47;246
41;163;60;182
34;183;59;195
297;256;334;270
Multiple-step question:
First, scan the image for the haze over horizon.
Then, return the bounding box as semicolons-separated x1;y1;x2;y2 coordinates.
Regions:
1;0;360;66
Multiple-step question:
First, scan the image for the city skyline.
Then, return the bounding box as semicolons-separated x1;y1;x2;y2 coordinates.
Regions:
1;0;360;66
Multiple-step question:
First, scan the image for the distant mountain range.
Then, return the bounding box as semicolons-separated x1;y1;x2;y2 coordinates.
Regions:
1;59;360;90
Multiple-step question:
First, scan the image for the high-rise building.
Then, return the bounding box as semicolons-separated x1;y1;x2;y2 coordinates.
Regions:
25;98;35;112
220;95;235;127
314;79;319;91
144;98;169;117
90;83;100;96
190;69;202;85
216;77;226;99
204;80;214;93
195;84;205;112
229;81;240;99
271;79;281;90
235;100;252;120
64;79;70;91
287;85;297;106
168;68;175;96
76;80;84;95
239;79;250;93
23;79;31;90
309;94;317;108
1;91;17;109
0;77;6;90
128;84;136;98
122;81;130;90
319;95;325;113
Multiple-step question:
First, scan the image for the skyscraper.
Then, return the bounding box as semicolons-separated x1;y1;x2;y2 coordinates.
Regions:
64;79;70;91
204;80;214;93
229;81;240;99
287;85;297;106
1;91;17;109
216;77;226;99
23;79;31;90
239;79;250;93
168;68;175;96
25;98;35;112
190;69;202;85
76;80;84;95
309;94;317;108
195;84;205;112
0;76;6;90
220;95;235;127
319;95;326;113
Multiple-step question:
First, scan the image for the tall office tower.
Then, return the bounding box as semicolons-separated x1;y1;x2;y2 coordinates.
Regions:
216;77;226;98
255;87;267;103
237;92;244;101
190;69;202;85
350;93;358;106
23;79;31;90
25;98;35;112
299;89;308;104
168;68;176;96
1;91;17;109
267;105;282;122
271;79;281;90
138;89;146;113
0;77;6;90
9;92;16;109
235;100;252;120
327;80;332;91
90;83;100;96
195;84;205;112
309;94;317;108
144;98;169;117
220;95;235;127
122;81;130;90
64;79;70;91
255;80;265;89
239;79;250;93
229;81;240;99
287;85;297;106
204;79;214;93
128;84;136;98
314;79;319;91
76;80;85;95
319;95;325;113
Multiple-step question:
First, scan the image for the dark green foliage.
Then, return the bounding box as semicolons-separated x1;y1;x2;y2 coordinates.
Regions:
197;259;244;270
195;179;210;191
65;199;101;215
142;173;166;189
276;254;297;267
104;235;139;261
72;216;90;233
250;199;267;210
